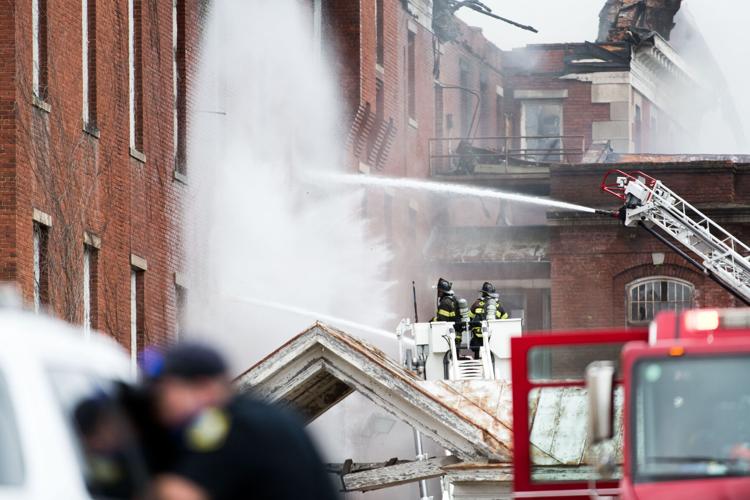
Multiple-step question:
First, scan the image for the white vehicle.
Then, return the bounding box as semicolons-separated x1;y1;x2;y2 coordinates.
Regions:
0;308;140;500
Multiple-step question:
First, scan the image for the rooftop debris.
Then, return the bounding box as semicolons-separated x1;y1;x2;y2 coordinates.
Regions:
598;0;683;43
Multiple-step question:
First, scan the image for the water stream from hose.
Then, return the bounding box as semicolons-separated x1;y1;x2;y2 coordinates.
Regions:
224;294;414;346
322;173;597;213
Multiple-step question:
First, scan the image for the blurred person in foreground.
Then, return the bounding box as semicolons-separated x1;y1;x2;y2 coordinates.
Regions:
138;342;339;500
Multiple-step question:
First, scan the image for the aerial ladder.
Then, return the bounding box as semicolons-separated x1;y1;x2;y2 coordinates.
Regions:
601;170;750;305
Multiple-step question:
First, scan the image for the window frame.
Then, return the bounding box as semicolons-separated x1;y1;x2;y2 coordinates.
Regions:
33;222;50;314
407;30;416;120
520;99;564;161
129;269;145;375
626;276;694;326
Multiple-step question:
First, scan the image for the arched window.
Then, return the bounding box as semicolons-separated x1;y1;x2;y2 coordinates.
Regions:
627;277;694;325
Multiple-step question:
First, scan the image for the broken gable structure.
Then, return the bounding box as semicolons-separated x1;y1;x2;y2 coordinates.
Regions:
236;323;611;495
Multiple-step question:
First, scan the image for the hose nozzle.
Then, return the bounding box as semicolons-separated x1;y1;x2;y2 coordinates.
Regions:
594;209;620;218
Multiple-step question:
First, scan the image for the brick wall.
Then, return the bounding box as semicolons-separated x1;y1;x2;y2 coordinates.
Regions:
0;1;17;285
549;162;749;330
1;0;201;349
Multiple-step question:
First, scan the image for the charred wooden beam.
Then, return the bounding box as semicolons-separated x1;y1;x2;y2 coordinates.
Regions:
339;455;460;492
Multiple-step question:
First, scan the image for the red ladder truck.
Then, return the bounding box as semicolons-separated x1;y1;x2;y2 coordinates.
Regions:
510;170;750;499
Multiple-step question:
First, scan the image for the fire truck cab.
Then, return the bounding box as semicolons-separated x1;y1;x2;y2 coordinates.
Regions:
612;308;750;500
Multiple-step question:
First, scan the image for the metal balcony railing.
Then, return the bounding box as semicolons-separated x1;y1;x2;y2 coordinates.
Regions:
428;135;585;176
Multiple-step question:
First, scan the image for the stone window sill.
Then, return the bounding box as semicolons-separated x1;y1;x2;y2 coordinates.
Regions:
129;148;147;163
84;123;100;138
32;95;51;113
173;169;188;185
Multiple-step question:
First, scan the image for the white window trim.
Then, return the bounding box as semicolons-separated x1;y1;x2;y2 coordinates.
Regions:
128;0;135;149
130;269;137;375
172;0;178;162
82;0;89;124
83;245;91;337
33;225;41;313
626;276;694;325
32;0;40;96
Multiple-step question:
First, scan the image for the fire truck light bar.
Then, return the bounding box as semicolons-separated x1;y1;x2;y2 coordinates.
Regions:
683;308;750;332
684;310;720;331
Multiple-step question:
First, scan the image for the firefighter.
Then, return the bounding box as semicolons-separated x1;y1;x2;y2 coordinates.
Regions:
142;342;339;500
469;282;509;357
432;277;459;323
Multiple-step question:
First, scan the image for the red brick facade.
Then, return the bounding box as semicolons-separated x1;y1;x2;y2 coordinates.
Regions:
0;0;202;349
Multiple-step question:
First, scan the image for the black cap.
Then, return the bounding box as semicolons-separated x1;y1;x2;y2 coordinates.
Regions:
160;342;228;381
437;278;452;292
479;281;496;295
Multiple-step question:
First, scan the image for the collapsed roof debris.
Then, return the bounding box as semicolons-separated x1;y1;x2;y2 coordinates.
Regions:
598;0;683;43
236;323;620;492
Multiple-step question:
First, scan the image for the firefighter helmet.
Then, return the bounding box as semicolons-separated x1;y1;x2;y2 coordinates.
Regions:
479;281;496;295
437;278;452;292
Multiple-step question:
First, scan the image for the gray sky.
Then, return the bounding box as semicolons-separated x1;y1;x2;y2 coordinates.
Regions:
459;1;750;153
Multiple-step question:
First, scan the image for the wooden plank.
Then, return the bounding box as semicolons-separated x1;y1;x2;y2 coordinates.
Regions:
341;456;460;492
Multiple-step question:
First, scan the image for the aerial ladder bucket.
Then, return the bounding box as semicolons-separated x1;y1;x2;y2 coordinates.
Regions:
601;169;750;304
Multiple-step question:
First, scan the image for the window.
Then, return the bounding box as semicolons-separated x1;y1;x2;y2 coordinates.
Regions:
521;100;563;161
375;0;384;67
434;83;444;138
634;104;642;153
495;94;504;136
128;0;144;151
130;269;144;374
32;0;49;100
173;0;186;174
407;30;416;120
175;284;186;339
0;371;23;486
83;245;98;335
459;60;471;136
633;356;750;481
33;222;50;313
82;0;97;129
47;370;146;497
529;342;626;381
627;277;694;325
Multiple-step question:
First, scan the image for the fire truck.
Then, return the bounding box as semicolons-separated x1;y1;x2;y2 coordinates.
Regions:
509;170;750;499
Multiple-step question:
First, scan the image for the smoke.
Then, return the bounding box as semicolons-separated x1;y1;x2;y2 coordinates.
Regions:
668;3;750;154
459;0;750;154
186;0;393;367
185;1;435;498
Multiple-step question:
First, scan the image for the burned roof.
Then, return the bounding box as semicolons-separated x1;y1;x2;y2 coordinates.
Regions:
504;41;631;76
598;0;682;43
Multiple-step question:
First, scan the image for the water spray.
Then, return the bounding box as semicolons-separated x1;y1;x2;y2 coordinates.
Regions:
224;294;414;346
322;173;601;214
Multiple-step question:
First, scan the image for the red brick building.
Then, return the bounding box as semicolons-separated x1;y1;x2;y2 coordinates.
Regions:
318;0;749;331
0;0;202;359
